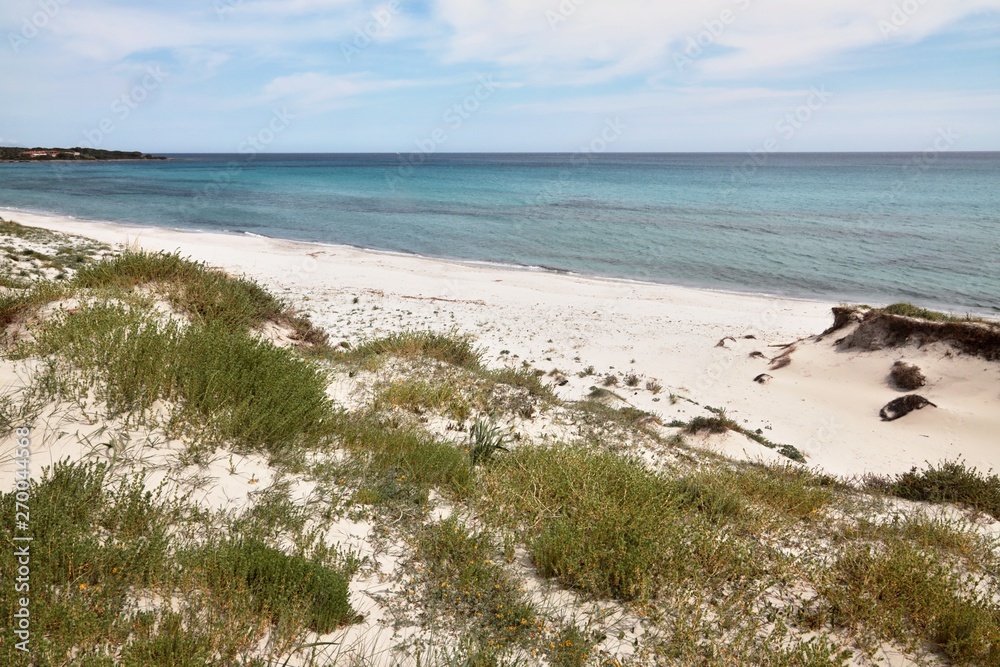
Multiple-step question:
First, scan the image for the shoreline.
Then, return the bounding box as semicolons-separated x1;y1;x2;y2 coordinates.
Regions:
1;205;840;309
5;207;1000;478
4;205;1000;664
3;204;989;318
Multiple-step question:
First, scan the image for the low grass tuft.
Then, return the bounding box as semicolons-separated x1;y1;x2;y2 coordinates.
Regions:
468;418;510;467
481;445;758;602
0;280;69;332
72;250;324;343
332;410;472;498
576;399;660;431
206;538;355;633
29;303;335;457
334;330;483;370
685;409;806;463
417;518;537;644
872;460;1000;521
882;302;980;323
375;378;469;420
483;366;551;398
685;414;735;435
821;539;1000;664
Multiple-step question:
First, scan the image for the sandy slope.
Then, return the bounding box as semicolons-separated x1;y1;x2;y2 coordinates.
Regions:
6;208;999;479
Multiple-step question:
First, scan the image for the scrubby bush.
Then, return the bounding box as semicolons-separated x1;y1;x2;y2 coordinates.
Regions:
890;361;926;390
879;460;1000;521
209;539;353;633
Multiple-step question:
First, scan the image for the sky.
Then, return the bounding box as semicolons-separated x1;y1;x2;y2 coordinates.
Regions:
2;0;999;153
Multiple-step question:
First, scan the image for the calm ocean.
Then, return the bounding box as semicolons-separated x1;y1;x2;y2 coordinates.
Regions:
1;153;997;313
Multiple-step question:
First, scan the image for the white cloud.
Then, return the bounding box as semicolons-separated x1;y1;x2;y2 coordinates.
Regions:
238;0;358;15
33;2;371;64
259;72;416;111
174;48;234;79
431;0;1000;83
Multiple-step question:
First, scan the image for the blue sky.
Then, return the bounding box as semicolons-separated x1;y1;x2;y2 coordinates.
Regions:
2;0;999;152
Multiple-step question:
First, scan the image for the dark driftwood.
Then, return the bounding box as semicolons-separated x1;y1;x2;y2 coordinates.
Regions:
880;395;937;421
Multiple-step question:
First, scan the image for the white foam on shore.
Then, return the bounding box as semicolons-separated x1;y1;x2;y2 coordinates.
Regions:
0;205;852;309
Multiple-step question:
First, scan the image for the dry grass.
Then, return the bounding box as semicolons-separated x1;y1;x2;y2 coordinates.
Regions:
890;361;926;390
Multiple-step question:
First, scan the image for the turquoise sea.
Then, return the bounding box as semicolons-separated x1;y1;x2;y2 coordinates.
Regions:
0;153;997;313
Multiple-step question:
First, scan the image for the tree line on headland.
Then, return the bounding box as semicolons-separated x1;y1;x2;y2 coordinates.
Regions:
0;147;164;161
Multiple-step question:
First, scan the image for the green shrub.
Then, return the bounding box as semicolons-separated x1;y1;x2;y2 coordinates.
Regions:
547;624;596;667
823;540;1000;664
883;460;1000;521
209;539;354;634
335;330;483;370
418;518;536;642
482;446;756;602
119;612;215;667
468;418;510;467
172;321;334;453
30;304;335;456
332;411;472;498
718;463;835;520
0;460;172;665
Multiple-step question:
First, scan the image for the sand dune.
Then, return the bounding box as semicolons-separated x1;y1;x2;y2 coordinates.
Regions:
6;208;999;479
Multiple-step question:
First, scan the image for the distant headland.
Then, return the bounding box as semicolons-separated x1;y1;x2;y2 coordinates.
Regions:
0;146;165;161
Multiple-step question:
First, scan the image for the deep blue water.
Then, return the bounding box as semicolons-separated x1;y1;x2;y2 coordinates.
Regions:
1;153;997;313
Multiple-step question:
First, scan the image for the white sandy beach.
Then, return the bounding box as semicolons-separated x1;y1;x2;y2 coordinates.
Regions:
6;207;999;480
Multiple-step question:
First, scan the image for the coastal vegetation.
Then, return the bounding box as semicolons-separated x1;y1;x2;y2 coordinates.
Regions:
829;303;1000;360
868;460;1000;521
1;220;998;665
0;146;164;161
